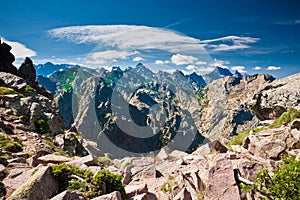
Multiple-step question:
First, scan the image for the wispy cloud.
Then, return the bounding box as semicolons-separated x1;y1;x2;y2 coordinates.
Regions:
48;25;213;72
48;25;202;53
48;25;259;75
166;17;193;28
2;37;36;59
200;35;260;51
273;20;300;25
266;66;281;71
231;66;247;73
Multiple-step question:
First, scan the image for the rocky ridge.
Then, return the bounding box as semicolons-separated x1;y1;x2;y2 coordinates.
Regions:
197;74;276;143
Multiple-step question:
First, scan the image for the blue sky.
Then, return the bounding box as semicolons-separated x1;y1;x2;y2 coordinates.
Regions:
1;0;300;78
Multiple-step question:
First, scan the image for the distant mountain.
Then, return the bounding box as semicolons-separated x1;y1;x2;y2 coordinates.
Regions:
34;62;81;77
37;75;56;94
203;66;233;83
129;63;156;80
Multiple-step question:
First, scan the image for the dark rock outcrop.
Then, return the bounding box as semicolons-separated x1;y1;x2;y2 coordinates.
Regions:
250;73;300;120
0;39;17;74
17;57;36;88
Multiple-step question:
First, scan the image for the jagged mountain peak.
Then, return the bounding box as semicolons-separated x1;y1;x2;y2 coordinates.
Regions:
203;66;233;83
214;66;233;76
188;72;206;87
233;70;243;78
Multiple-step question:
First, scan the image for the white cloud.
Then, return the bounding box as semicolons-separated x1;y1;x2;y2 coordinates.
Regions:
182;66;215;75
171;54;198;65
253;66;262;70
208;58;230;68
48;25;215;69
85;50;139;68
132;56;145;62
231;66;247;73
48;25;203;53
155;60;170;65
200;35;259;51
267;66;281;71
2;38;36;59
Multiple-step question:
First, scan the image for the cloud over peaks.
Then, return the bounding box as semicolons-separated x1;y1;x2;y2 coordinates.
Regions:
48;25;213;73
2;38;36;59
267;66;281;71
231;66;247;73
253;66;262;70
200;35;259;51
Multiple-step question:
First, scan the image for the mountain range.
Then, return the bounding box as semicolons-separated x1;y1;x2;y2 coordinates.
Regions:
35;62;237;96
0;40;300;200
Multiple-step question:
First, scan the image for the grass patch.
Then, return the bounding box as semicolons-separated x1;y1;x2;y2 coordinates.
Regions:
228;127;265;147
34;119;51;135
0;133;23;153
97;156;114;168
0;87;24;98
51;164;126;200
23;85;35;93
228;130;251;147
269;108;300;128
42;139;68;156
160;175;178;193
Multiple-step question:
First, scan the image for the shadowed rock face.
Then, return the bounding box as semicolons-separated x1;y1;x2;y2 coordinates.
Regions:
198;74;275;143
249;73;300;120
71;65;207;158
17;57;37;88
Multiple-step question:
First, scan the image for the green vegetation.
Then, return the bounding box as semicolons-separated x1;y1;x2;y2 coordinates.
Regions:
0;87;24;98
51;164;92;191
90;170;126;199
228;108;300;147
228;127;265;147
42;138;68;156
195;89;206;101
241;156;300;200
23;85;35;93
228;130;251;147
97;156;114;168
269;108;300;128
34;119;50;135
0;133;22;153
51;164;126;199
198;190;205;200
160;175;178;193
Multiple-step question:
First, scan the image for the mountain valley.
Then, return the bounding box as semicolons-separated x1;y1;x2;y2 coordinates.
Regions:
0;40;299;200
